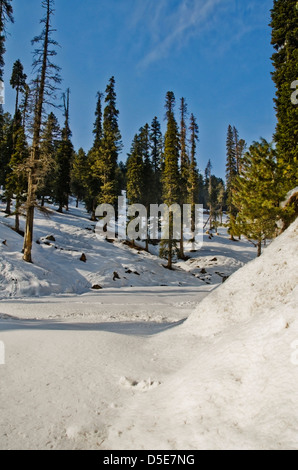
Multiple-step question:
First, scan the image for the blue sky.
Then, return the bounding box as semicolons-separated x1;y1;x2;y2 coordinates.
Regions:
3;0;276;180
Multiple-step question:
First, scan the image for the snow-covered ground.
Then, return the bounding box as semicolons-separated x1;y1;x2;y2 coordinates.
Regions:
0;198;256;299
0;199;297;450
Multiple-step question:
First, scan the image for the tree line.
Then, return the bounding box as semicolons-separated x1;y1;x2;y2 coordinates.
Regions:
0;0;297;265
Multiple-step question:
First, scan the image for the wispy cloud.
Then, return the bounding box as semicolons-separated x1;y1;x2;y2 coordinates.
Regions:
135;0;231;68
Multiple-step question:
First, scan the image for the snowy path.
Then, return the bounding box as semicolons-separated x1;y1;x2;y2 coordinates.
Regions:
0;286;214;324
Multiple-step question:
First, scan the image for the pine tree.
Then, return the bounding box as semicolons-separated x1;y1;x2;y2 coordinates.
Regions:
187;113;199;246
54;88;73;213
38;112;60;205
140;123;154;251
10;59;27;115
226;124;238;240
0;112;13;213
140;123;154;208
115;161;127;196
0;0;14;81
19;83;30;131
216;180;226;225
93;91;103;149
82;91;103;220
126;133;144;246
233;139;279;257
71;148;87;208
205;159;214;230
23;0;61;263
159;91;180;269
178;97;189;259
5;110;28;232
126;133;144;205
94;76;122;206
233;126;246;174
0;1;14;178
150;116;163;205
270;0;298;198
0;111;12;186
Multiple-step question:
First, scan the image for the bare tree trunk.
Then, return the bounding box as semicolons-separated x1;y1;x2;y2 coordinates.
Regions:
23;203;34;261
167;213;173;269
23;0;51;263
179;216;185;259
15;197;20;232
5;197;11;215
257;240;262;257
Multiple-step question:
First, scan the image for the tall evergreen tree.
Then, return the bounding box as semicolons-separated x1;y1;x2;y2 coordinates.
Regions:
159;91;181;269
140;123;154;250
0;1;14;170
126;133;144;246
38;111;60;205
140;123;154;208
94;76;122;206
0;0;14;82
126;133;144;205
233;126;246;174
150;116;163;205
93;91;103;149
216;179;226;225
270;0;298;199
233;139;279;257
187;112;199;247
83;91;103;220
54;88;73;213
226;124;238;240
0;111;13;213
23;0;61;262
115;161;127;196
178;97;189;259
0;111;12;186
5;110;28;232
19;83;30;131
71;148;87;208
10;59;27;115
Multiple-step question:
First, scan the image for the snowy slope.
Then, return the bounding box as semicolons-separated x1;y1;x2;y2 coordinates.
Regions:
102;219;298;450
0;199;255;299
1;201;296;450
185;218;298;337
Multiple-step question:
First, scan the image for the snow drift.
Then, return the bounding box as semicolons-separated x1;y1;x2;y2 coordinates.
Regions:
185;218;298;337
104;219;298;450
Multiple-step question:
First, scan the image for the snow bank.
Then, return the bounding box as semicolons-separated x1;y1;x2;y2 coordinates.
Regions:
185;218;298;337
103;219;298;450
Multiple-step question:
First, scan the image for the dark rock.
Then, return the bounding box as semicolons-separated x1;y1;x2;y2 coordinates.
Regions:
2;240;7;246
210;257;218;262
80;253;87;262
36;240;41;245
45;235;56;242
133;271;140;276
200;268;207;274
113;271;120;281
92;284;102;290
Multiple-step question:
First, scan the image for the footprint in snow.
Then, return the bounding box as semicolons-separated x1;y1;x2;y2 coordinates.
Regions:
119;376;161;392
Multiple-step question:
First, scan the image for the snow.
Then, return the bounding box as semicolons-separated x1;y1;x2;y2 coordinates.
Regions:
0;199;256;299
0;199;297;450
